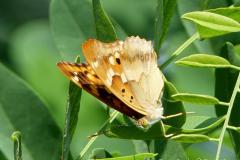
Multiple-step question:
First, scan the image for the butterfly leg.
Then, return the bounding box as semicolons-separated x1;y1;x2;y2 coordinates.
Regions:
161;112;195;120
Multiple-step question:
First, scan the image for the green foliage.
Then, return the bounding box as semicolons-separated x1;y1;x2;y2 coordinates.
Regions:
90;152;157;160
0;63;62;160
92;0;117;42
61;57;82;160
50;0;95;60
176;54;232;68
182;11;240;38
154;0;177;55
172;93;221;105
2;0;240;160
215;42;240;159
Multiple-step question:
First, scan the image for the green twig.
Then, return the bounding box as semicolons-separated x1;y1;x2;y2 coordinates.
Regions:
160;33;199;70
11;131;22;160
227;125;240;132
215;73;240;160
78;110;119;159
218;101;230;106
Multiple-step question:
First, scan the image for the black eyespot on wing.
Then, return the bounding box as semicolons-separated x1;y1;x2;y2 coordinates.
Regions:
121;88;125;93
116;58;121;65
130;96;133;99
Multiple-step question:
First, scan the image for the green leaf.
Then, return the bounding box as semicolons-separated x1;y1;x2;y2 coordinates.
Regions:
215;42;240;159
11;131;22;160
181;116;225;134
105;116;224;140
170;134;212;143
175;54;239;69
207;7;240;22
93;153;157;160
92;0;117;42
154;0;177;54
182;11;240;32
172;93;220;105
0;63;62;160
162;80;186;128
182;11;240;38
61;58;82;160
89;148;112;159
50;0;95;60
104;121;172;140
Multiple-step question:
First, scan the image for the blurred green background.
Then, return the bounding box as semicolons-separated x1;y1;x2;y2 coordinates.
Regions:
0;0;239;159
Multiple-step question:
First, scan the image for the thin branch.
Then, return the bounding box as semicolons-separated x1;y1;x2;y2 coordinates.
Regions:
215;73;240;160
218;101;230;106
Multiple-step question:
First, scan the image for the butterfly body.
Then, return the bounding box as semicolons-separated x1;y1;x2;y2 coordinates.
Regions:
58;36;164;125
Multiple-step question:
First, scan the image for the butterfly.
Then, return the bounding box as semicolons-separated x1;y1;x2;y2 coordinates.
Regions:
57;36;164;126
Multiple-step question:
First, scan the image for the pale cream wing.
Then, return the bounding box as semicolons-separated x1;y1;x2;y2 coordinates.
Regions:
121;36;164;122
82;39;148;115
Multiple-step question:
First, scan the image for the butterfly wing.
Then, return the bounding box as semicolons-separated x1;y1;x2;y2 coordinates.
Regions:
82;37;164;124
121;37;164;123
57;62;145;120
82;39;148;116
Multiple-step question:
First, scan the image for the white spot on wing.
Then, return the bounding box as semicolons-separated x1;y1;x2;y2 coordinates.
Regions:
72;76;79;82
108;68;115;77
121;73;127;83
109;56;115;65
115;51;120;58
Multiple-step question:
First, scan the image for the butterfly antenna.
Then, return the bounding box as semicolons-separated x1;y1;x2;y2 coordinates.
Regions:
162;111;195;120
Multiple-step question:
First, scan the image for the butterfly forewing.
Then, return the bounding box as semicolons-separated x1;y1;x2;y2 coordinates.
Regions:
57;62;145;120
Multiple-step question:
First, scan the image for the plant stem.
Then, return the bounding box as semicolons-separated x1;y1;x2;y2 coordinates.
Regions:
215;73;240;160
230;65;240;71
78;110;119;159
160;32;199;70
218;101;230;106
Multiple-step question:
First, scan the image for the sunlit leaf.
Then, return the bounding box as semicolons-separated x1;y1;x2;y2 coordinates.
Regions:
172;93;220;105
182;11;240;38
175;54;239;69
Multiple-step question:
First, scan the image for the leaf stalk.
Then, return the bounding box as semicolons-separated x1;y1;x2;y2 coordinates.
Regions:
215;73;240;160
